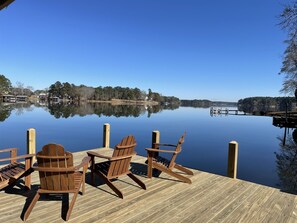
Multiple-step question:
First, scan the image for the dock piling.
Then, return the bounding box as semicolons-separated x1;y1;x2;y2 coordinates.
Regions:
227;141;238;179
103;123;110;148
26;128;36;188
27;128;36;159
152;130;160;148
148;130;160;178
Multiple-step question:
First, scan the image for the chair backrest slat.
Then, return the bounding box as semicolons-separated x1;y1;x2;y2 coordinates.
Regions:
168;132;186;169
108;135;136;178
37;144;75;191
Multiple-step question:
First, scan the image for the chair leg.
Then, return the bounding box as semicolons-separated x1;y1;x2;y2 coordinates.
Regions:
147;152;153;178
106;178;124;199
174;164;194;175
23;191;41;221
155;164;192;184
89;155;95;185
127;173;146;190
97;172;124;199
66;192;78;221
81;175;85;195
24;158;33;190
166;170;192;184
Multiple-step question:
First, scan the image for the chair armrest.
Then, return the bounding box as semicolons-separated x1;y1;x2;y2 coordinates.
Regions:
87;151;136;161
87;151;112;160
74;156;91;172
146;148;177;154
153;143;177;147
0;153;35;162
0;148;19;153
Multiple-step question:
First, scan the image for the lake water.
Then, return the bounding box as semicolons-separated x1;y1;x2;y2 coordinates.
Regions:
0;103;294;193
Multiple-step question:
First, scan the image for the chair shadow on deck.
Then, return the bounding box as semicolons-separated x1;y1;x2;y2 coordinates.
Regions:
3;180;39;197
85;162;148;197
86;161;184;191
20;186;76;221
84;171;121;198
130;162;190;183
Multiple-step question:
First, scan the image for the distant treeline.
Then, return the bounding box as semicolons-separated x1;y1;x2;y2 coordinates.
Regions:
238;97;296;113
181;100;237;108
46;81;180;105
181;100;212;107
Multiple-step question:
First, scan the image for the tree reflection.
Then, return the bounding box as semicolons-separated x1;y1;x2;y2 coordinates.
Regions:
0;102;179;121
0;102;33;121
47;102;178;119
275;128;297;194
0;104;12;121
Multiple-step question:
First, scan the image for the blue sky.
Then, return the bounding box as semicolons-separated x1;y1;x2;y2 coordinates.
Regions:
0;0;291;101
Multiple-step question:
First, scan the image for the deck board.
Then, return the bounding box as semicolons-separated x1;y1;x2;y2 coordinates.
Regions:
0;148;297;223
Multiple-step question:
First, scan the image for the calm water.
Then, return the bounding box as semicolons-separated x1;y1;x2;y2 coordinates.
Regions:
0;103;293;192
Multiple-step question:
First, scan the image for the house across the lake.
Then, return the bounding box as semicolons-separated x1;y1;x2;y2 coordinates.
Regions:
2;94;16;102
1;94;28;103
38;93;47;100
50;96;60;103
16;95;28;102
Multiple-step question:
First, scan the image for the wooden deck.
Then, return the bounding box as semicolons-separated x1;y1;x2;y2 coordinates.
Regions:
1;148;297;223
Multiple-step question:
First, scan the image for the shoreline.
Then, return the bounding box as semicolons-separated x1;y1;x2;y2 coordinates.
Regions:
88;99;159;105
27;96;160;106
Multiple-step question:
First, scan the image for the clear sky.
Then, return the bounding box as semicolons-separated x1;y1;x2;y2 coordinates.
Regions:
0;0;292;102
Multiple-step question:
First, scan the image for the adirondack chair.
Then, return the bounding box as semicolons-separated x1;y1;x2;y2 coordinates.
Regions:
0;148;34;190
87;135;146;199
23;144;90;221
146;132;194;184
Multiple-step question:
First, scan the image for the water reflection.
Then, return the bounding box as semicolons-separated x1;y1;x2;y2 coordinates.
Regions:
0;103;34;121
275;128;297;194
0;102;179;121
0;105;11;121
0;103;290;190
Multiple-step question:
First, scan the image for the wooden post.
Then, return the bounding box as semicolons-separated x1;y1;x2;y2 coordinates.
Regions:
152;130;160;149
103;123;110;148
152;130;160;157
26;128;36;189
227;141;238;179
27;128;36;161
148;130;160;178
10;148;17;163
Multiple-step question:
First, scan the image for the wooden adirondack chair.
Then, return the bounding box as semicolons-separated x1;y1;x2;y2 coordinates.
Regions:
0;148;34;190
87;135;146;199
146;132;194;184
23;144;90;221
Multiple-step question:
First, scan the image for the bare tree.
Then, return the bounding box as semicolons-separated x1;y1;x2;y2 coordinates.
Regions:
16;81;24;95
279;2;297;95
75;85;95;101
